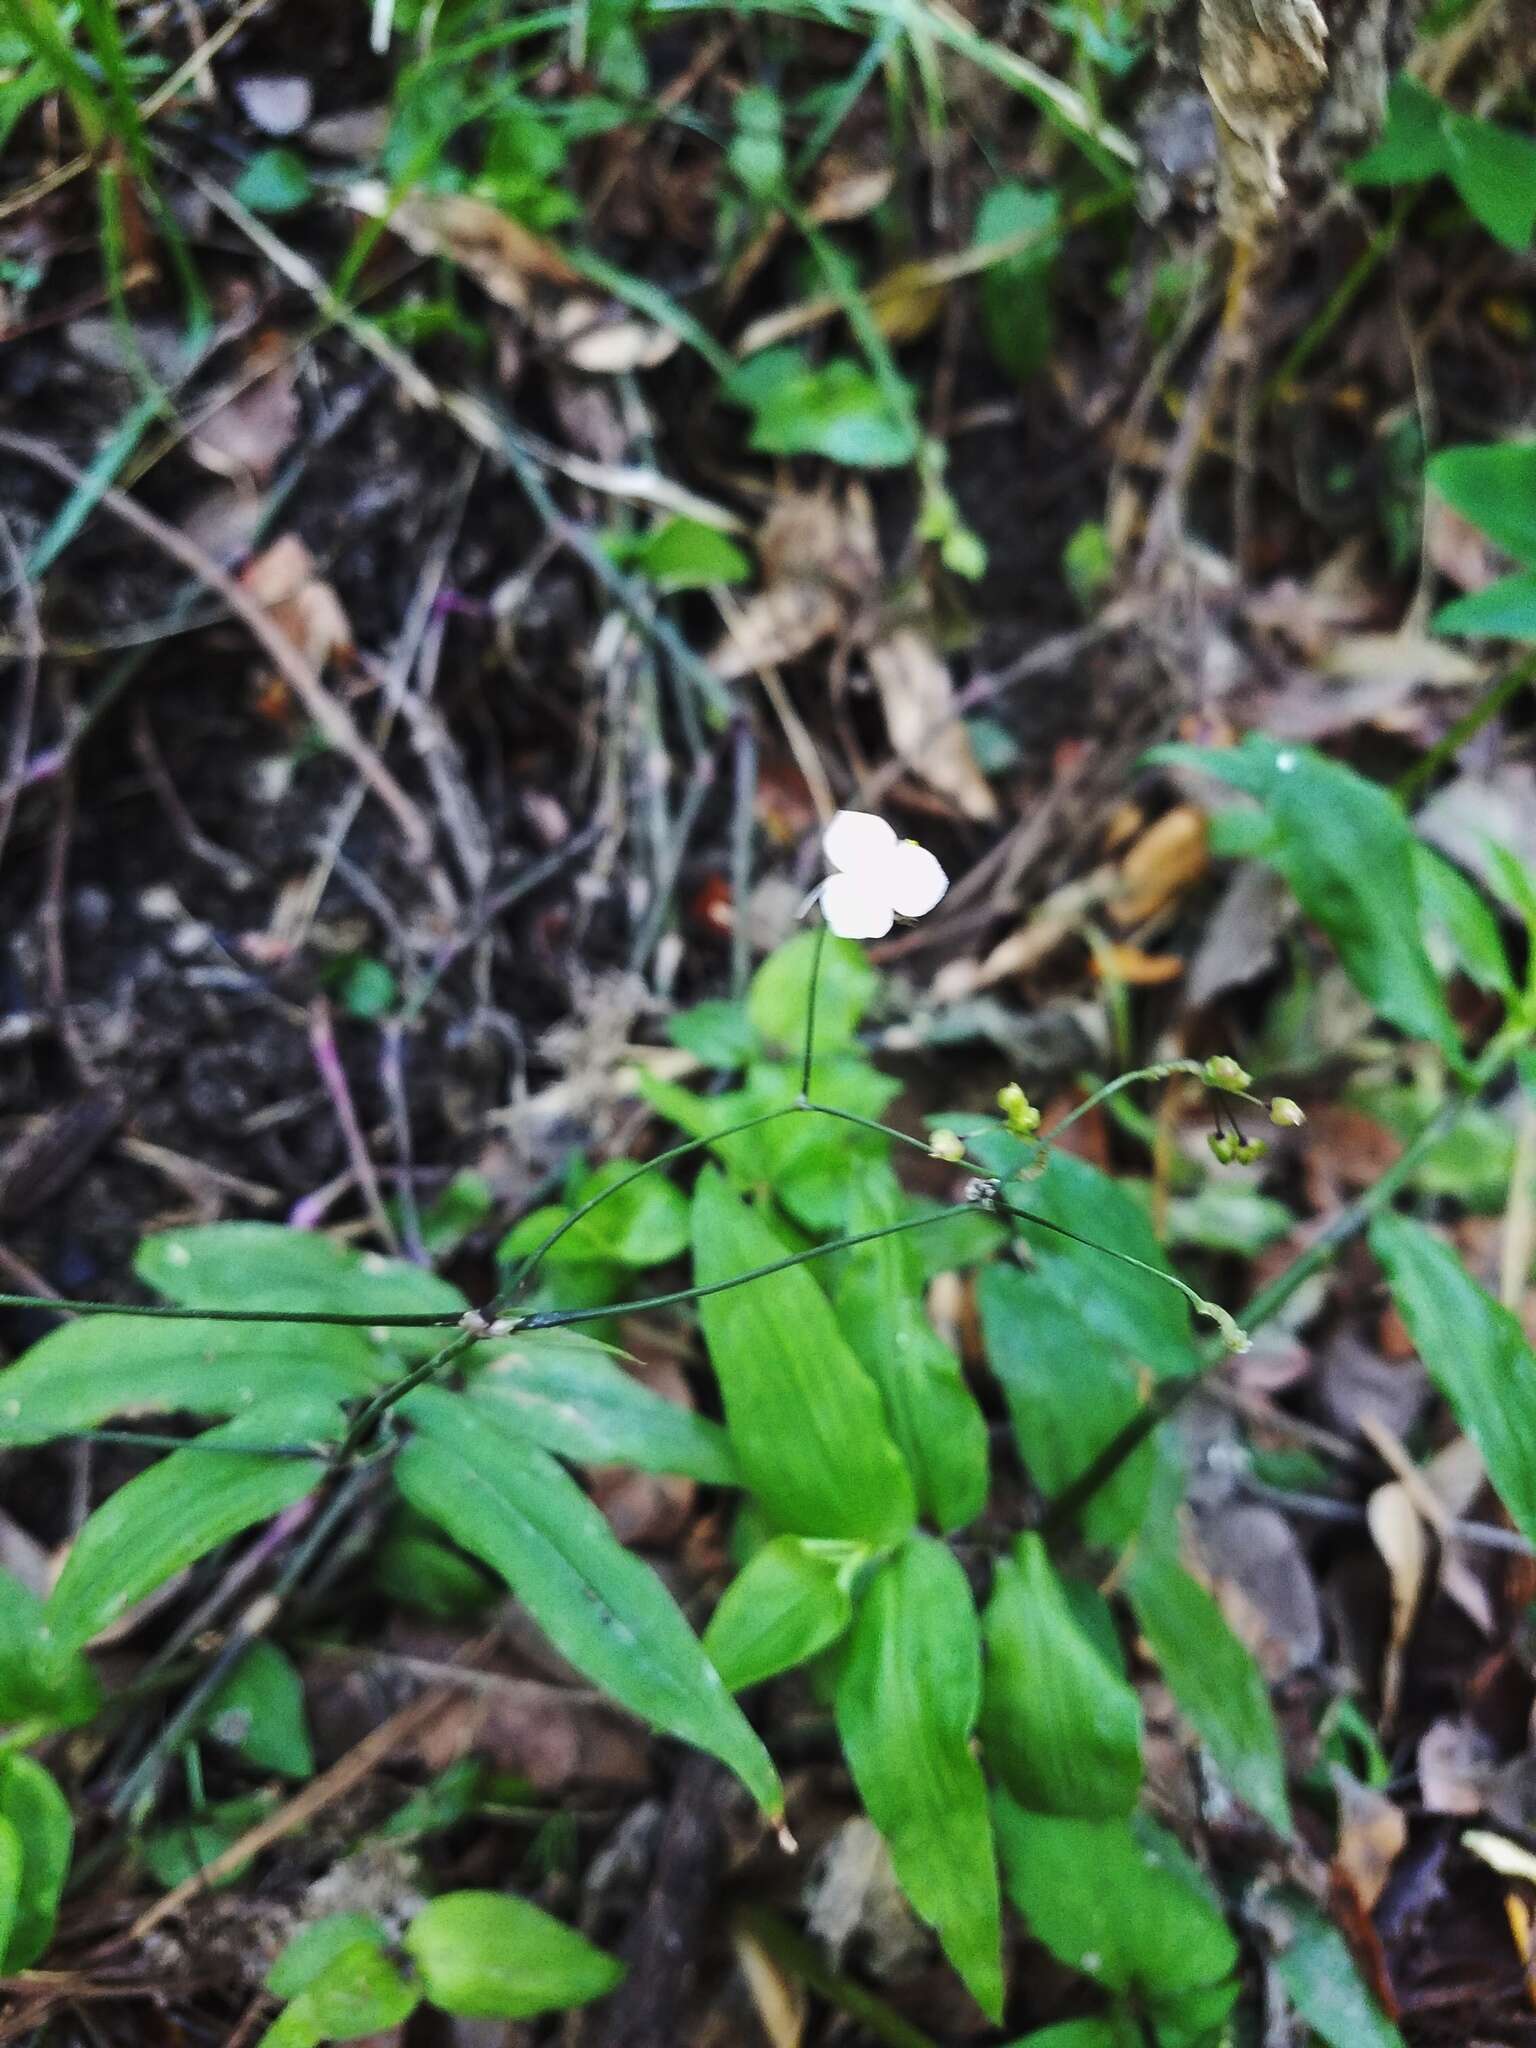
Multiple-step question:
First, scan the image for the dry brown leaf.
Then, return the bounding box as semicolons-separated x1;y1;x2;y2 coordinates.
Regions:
190;336;300;481
1199;0;1327;233
868;260;946;343
709;488;879;683
1111;803;1209;926
733;1926;807;2048
865;627;997;822
1198;1501;1323;1679
1419;1715;1497;1814
1333;1766;1407;1911
1321;632;1485;691
808;158;895;224
1367;1480;1427;1728
349;183;580;313
1425;497;1512;595
1094;942;1186;986
544;296;680;375
239;535;353;673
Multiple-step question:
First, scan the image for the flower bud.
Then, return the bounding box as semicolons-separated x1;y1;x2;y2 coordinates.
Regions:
1208;1132;1238;1164
1235;1138;1269;1165
929;1128;967;1163
1202;1054;1252;1092
996;1082;1042;1136
1269;1096;1305;1128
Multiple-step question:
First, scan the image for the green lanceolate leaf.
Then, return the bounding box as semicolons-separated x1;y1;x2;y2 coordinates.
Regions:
203;1640;315;1778
1372;1211;1536;1544
834;1162;988;1532
396;1387;780;1815
0;1819;19;1970
500;1162;690;1270
1434;568;1536;639
981;1534;1142;1818
994;1798;1238;2040
0;1755;71;1969
1002;2023;1139;2048
1413;844;1516;998
45;1402;338;1651
0;1314;379;1447
834;1536;1004;2020
1007;1149;1197;1379
469;1331;737;1483
978;1263;1158;1547
136;1222;466;1361
976;181;1060;382
1125;1545;1291;1835
1152;736;1458;1058
704;1535;858;1691
1268;1894;1406;2046
268;1914;389;2000
691;1169;917;1543
402;1890;624;2019
0;1568;100;1728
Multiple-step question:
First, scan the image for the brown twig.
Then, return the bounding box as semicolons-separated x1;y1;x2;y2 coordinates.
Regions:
0;432;431;857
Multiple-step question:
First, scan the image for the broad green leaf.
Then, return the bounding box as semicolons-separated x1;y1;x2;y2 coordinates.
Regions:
0;1315;378;1448
1444;111;1536;249
1413;843;1515;997
833;1162;988;1531
978;1265;1157;1548
727;347;917;467
634;517;751;592
1348;75;1449;185
1152;736;1458;1057
1426;443;1536;568
1371;1211;1536;1544
136;1222;466;1361
666;998;757;1069
470;1331;737;1482
402;1889;624;2018
981;1534;1142;1818
234;147;312;214
746;1058;901;1235
500;1163;689;1270
397;1387;780;1813
0;1568;100;1728
46;1402;338;1651
203;1640;315;1778
976;182;1060;381
143;1792;276;1889
834;1537;1004;2020
994;1799;1238;2038
0;1755;71;1969
1003;2024;1138;2048
374;1517;498;1618
268;1915;389;1999
1434;569;1536;639
0;1820;19;1971
1164;1183;1293;1256
258;1940;419;2046
1269;1894;1406;2047
1125;1546;1291;1835
1008;1148;1197;1379
748;932;876;1056
692;1169;916;1542
703;1535;857;1690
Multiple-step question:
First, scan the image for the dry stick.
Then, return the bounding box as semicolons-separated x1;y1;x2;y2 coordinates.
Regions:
124;1683;455;1943
308;997;399;1255
0;505;42;872
0;432;431;858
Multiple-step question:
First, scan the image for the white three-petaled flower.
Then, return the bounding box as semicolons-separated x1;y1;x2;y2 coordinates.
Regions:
808;810;949;940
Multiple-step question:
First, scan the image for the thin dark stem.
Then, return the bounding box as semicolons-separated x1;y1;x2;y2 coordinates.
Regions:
800;920;829;1098
0;1295;462;1328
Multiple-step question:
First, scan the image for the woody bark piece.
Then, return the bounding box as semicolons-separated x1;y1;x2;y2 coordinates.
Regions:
1200;0;1328;235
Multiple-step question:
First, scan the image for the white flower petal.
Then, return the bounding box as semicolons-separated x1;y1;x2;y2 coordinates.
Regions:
823;809;897;875
820;872;895;939
887;839;948;918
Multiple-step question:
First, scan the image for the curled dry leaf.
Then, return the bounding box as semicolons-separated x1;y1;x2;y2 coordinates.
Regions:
1366;1479;1427;1730
544;295;681;376
865;627;997;822
1333;1765;1407;1912
1094;941;1186;986
732;1925;807;2048
190;334;301;483
349;182;580;314
709;488;879;683
238;535;353;675
1199;0;1328;234
1419;1716;1497;1815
